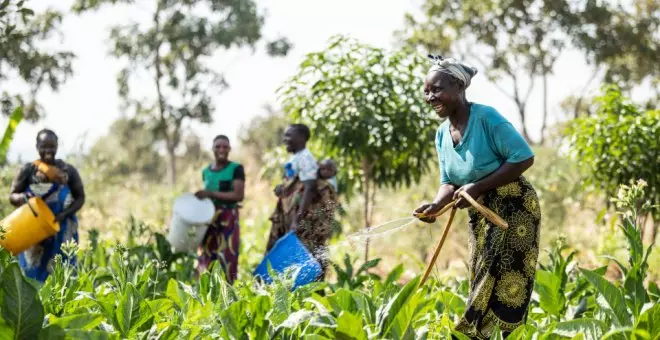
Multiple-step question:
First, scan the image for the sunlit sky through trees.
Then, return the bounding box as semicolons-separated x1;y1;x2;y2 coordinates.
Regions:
2;0;654;162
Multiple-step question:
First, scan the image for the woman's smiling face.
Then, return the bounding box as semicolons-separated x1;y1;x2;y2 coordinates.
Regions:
423;71;464;118
37;132;58;163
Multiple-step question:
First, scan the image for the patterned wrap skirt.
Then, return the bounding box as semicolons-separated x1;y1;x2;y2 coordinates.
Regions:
267;178;337;279
197;207;240;284
455;176;541;339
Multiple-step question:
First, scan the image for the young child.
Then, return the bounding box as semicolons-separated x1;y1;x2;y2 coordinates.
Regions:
318;158;338;192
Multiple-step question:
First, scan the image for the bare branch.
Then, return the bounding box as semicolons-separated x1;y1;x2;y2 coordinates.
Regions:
522;73;536;106
458;44;516;99
511;71;521;105
574;67;602;118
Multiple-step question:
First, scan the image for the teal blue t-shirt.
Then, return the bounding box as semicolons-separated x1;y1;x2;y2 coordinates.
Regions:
436;103;534;186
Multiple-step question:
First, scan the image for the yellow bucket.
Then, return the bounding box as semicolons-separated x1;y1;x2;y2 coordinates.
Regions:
0;197;60;255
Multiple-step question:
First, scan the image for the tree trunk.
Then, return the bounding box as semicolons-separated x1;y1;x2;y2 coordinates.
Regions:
362;160;374;262
166;143;177;186
518;105;532;143
363;175;370;263
369;184;377;231
152;4;176;186
540;72;549;145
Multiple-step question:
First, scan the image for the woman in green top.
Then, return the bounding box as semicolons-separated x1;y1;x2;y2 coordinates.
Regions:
414;55;540;339
194;135;245;283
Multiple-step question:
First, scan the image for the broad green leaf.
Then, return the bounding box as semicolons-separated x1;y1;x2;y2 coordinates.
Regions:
385;264;404;286
551;318;606;340
63;293;97;315
435;290;466;316
415;324;429;340
267;283;291;325
308;314;337;330
294;282;327;298
305;296;331;315
634;303;659;337
623;270;648;318
131;300;156;334
506;324;538;340
0;107;23;164
165;279;184;309
49;313;104;331
352;291;376;324
356;258;380;275
377;276;420;335
327;289;356;314
278;309;315;329
177;281;201;304
115;284;140;336
336;311;366;340
450;330;472;340
37;325;65;340
490;325;503;340
343;254;354;278
579;268;631;326
0;321;15;340
1;263;44;340
648;282;660;302
620;221;643;267
63;330;116;340
146;299;175;319
302;335;331;340
535;270;565;316
389;291;426;339
220;300;250;339
183;299;213;326
250;295;272;337
601;327;649;340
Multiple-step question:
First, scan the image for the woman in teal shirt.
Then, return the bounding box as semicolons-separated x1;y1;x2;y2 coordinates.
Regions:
415;55;541;339
194;135;245;283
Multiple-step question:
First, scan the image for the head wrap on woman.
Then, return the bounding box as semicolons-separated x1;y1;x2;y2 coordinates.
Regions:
427;54;478;88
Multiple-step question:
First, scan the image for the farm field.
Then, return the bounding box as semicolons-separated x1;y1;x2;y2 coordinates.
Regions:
1;0;659;339
0;155;657;339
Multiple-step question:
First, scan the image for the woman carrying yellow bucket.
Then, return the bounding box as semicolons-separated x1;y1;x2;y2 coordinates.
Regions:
7;129;86;282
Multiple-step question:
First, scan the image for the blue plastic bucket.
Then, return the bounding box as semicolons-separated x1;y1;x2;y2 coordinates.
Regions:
253;231;322;290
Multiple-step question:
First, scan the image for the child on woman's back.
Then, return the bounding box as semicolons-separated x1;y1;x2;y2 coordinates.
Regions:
318;159;337;192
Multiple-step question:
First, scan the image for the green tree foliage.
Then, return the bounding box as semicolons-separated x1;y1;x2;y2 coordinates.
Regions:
72;0;292;185
399;0;566;143
86;117;165;182
400;0;660;137
278;35;436;259
85;117;210;183
559;0;660;91
0;0;74;121
551;0;660;116
238;104;289;166
566;85;659;238
179;132;209;170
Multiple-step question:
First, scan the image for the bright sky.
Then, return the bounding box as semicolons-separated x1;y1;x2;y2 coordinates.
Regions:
2;0;643;163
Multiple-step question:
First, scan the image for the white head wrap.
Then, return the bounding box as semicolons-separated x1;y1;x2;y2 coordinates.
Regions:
428;54;478;88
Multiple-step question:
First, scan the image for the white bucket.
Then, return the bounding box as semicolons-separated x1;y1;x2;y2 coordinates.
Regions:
166;193;215;253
